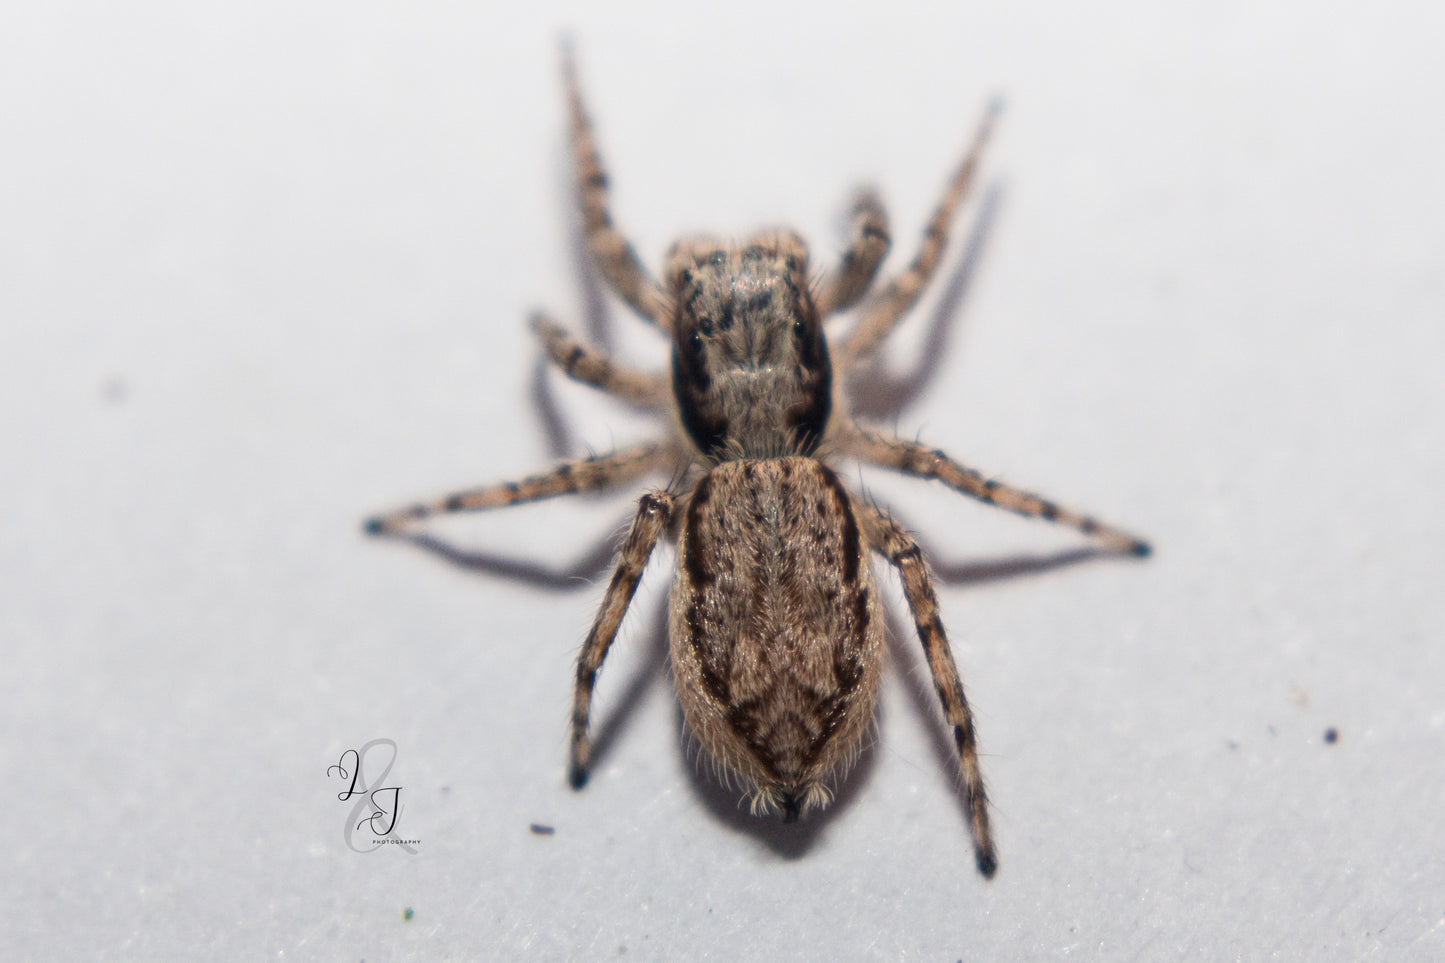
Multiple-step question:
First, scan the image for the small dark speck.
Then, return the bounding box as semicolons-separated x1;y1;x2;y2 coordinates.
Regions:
440;786;451;793
403;907;414;922
1226;740;1238;751
1324;727;1339;744
529;823;556;836
101;375;128;404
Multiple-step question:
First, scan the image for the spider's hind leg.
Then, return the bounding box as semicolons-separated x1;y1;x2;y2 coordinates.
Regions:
857;501;997;878
568;489;675;786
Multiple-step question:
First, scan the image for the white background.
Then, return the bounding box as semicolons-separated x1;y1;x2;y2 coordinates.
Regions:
4;1;1443;959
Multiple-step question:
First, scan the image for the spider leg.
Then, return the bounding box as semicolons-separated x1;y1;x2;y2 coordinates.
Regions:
845;427;1151;556
815;189;891;317
856;501;997;878
531;311;669;408
836;100;1001;370
563;44;671;331
569;489;674;786
363;442;670;535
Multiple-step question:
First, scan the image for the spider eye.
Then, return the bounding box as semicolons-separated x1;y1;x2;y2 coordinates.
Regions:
689;331;704;351
793;319;807;339
697;316;714;336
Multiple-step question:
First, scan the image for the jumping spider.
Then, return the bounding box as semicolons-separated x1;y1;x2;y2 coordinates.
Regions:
365;49;1150;878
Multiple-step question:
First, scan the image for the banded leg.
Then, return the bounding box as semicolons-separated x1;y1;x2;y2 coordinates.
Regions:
837;100;1001;369
531;312;668;407
847;428;1152;556
363;442;669;535
563;44;671;330
569;490;674;786
815;190;891;317
857;502;997;878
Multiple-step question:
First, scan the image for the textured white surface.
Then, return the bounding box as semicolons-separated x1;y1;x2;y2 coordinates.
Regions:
4;1;1444;959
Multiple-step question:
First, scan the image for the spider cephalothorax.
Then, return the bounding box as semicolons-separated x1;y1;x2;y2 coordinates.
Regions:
666;233;832;461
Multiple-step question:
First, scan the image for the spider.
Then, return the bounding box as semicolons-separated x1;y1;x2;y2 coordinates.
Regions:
364;47;1150;878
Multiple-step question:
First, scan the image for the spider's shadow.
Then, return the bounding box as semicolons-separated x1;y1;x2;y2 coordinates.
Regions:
379;170;1119;856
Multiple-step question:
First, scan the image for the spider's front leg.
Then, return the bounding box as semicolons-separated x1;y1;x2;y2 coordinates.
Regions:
836;99;1001;371
856;502;997;878
846;427;1152;556
569;489;674;787
362;442;669;535
815;189;891;318
531;311;669;409
562;45;671;331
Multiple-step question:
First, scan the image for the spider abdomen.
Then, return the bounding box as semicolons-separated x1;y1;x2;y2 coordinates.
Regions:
670;457;884;819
